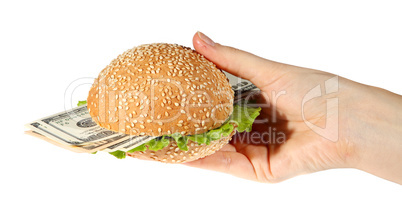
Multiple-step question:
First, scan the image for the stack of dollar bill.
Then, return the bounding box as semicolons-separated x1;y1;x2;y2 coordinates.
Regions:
25;72;259;154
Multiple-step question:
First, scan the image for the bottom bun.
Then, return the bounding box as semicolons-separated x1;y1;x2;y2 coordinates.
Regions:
127;128;236;163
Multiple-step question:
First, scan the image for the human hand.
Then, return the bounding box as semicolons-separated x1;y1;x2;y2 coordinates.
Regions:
184;32;402;184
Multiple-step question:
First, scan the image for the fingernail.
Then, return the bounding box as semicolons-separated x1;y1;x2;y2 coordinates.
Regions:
197;31;215;46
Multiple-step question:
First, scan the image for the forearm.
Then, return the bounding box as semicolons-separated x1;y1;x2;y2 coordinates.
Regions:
349;83;402;184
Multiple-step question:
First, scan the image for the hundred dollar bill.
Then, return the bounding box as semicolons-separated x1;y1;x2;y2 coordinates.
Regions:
26;72;260;153
24;107;156;153
25;130;86;153
223;71;260;103
25;121;129;153
26;127;155;153
25;122;155;153
25;121;82;146
101;135;155;152
32;105;123;145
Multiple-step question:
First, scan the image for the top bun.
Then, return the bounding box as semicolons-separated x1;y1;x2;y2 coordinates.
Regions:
87;43;234;136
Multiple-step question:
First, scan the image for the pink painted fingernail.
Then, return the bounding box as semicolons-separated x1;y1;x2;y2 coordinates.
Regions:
197;31;215;46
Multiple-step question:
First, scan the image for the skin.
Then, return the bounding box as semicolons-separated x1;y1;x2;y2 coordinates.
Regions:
184;32;402;184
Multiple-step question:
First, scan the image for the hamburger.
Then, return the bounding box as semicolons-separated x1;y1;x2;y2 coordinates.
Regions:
86;43;261;163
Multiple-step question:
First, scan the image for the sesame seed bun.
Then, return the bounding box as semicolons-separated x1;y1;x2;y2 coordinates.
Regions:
87;43;234;137
127;125;236;163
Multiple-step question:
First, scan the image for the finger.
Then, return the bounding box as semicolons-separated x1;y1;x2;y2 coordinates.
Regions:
193;31;290;88
183;151;259;182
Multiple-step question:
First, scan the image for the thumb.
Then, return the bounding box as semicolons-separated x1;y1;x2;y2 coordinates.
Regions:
193;32;289;89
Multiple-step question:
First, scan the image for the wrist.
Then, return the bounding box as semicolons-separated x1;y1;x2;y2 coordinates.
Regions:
345;82;402;183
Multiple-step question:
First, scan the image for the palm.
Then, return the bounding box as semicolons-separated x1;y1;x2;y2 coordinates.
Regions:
187;77;345;182
206;106;341;182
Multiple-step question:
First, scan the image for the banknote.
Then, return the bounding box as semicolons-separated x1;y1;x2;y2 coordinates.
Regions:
36;105;122;145
25;122;128;153
25;130;86;153
224;71;258;95
25;128;155;153
25;121;83;146
26;71;260;153
24;104;131;152
101;135;155;152
25;104;158;152
223;72;260;103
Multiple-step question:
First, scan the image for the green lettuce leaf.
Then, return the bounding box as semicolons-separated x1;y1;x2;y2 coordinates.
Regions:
147;136;170;151
170;133;189;151
128;144;147;152
230;105;261;132
77;100;87;106
109;150;126;159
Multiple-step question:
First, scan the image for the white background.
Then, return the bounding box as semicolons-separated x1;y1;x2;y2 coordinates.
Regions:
1;1;401;217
